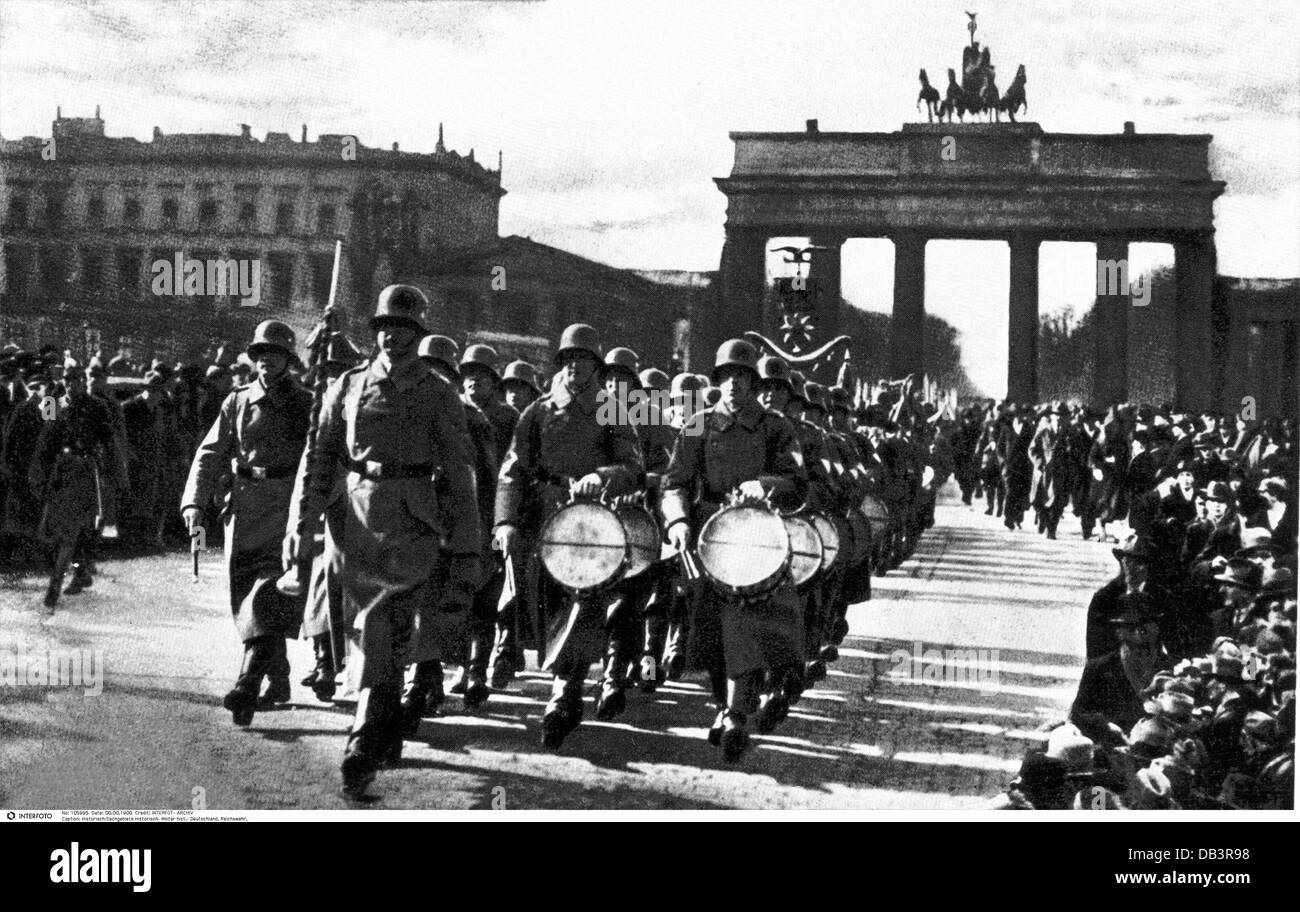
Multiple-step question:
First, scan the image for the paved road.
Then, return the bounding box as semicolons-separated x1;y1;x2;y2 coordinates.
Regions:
0;485;1119;810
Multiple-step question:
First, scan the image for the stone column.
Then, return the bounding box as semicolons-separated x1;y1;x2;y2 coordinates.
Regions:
1093;238;1130;407
1007;234;1040;403
808;235;845;344
705;226;766;368
1174;232;1216;413
890;232;926;380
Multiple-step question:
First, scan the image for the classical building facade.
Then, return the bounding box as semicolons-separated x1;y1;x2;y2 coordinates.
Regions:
0;108;504;351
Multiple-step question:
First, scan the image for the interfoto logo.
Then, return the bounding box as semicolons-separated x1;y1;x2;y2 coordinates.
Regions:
150;253;261;307
50;843;151;893
0;647;104;696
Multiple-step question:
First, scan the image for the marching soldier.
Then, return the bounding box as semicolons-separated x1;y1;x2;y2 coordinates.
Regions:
182;321;313;726
661;339;807;760
291;332;364;702
461;344;519;463
492;324;642;748
501;360;542;414
293;286;481;798
30;368;129;608
398;333;500;722
600;347;676;697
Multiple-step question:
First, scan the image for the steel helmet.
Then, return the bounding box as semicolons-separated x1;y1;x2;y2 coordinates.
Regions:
756;354;793;392
670;372;705;399
418;335;461;379
460;343;501;381
502;359;540;393
603;347;641;385
554;323;602;365
371;284;428;334
247;320;297;361
639;367;670;393
804;381;830;413
710;339;760;385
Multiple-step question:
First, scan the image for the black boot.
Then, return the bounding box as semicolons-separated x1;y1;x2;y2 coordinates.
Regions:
399;661;443;737
341;683;400;799
225;638;276;727
720;710;750;762
309;635;337;701
259;640;292;705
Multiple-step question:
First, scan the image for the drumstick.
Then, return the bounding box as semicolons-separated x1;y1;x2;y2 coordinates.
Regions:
678;548;700;582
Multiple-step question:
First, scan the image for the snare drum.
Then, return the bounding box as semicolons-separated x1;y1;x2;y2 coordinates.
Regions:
538;500;629;592
809;511;840;573
696;503;791;597
616;503;661;580
783;513;824;587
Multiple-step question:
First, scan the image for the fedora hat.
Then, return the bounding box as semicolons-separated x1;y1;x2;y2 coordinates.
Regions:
1212;557;1262;590
1107;591;1164;627
1112;534;1156;563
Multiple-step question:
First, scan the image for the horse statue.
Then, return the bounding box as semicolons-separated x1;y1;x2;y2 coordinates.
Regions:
917;69;941;122
998;63;1027;122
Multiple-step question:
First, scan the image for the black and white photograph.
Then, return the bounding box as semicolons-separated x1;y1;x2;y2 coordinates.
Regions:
0;0;1295;836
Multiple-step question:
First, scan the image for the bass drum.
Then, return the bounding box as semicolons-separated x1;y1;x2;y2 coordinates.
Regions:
538;500;628;593
809;512;840;573
616;503;661;580
696;503;790;597
783;513;824;588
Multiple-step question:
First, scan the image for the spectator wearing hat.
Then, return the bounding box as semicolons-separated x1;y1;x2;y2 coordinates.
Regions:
1210;558;1263;640
1085;535;1173;659
1029;404;1070;539
1218;710;1293;809
1072;591;1169;734
998;404;1034;531
1086;410;1130;543
1182;481;1240;569
1246;477;1296;555
121;369;184;549
1;369;54;556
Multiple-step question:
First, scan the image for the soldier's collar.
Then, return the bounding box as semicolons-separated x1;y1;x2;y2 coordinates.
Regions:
710;400;763;432
549;380;599;416
246;373;290;403
370;353;428;392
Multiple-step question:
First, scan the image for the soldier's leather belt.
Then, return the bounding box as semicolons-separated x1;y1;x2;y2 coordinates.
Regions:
349;459;434;480
235;464;297;481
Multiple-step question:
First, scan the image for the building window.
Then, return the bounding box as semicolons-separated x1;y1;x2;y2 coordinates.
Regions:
268;253;295;307
4;245;33;294
198;199;218;225
116;248;139;297
87;196;106;223
124;198;141;223
6;196;27;227
317;204;336;236
81;249;105;292
309;253;334;304
46;190;66;225
161;198;179;226
276;202;295;234
238;202;256;227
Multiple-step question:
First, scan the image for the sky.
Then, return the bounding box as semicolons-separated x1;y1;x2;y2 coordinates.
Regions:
1;0;1297;394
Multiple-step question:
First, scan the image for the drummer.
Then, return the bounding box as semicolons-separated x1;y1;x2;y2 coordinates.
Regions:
661;339;808;761
492;324;642;749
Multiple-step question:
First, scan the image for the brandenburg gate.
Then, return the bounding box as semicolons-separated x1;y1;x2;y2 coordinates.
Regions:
708;120;1226;408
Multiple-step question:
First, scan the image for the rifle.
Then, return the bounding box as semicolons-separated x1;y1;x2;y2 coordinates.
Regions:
277;239;342;597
